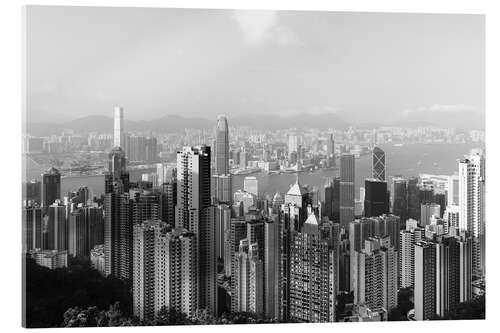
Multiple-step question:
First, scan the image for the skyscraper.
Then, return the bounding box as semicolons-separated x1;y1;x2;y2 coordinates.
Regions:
132;220;166;322
68;208;89;257
364;178;389;218
372;146;385;181
340;154;355;228
289;214;335;322
414;241;437;320
399;221;424;288
113;106;124;148
154;227;198;318
104;147;130;194
353;237;398;312
175;146;217;314
458;154;485;278
407;177;420;220
264;215;280;319
215;115;229;175
392;177;408;224
41;167;61;208
233;239;264;314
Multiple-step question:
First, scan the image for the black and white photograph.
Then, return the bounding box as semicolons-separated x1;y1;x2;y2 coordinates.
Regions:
10;1;493;330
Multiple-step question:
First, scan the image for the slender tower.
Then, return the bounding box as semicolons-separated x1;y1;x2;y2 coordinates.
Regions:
114;106;124;148
215;115;229;175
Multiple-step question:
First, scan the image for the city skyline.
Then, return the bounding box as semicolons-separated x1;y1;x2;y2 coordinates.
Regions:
22;5;486;328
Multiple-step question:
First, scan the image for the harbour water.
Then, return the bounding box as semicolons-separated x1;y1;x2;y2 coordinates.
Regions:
25;143;479;200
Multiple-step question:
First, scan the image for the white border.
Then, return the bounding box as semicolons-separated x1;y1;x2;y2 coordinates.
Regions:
1;1;498;333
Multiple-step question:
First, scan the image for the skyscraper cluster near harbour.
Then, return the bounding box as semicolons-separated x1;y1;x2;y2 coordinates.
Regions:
22;106;485;324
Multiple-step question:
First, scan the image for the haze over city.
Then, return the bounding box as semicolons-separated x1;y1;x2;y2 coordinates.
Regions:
26;6;484;126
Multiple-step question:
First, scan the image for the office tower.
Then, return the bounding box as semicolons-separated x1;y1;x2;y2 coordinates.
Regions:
392;177;408;224
364;179;389;218
399;220;424;288
160;179;176;224
239;149;247;169
332;177;340;223
244;176;258;197
85;206;104;251
419;185;434;205
289;214;335;322
30;249;68;269
104;147;130;194
155;227;198;318
278;203;300;321
90;244;105;276
41;167;61;208
435;234;473;317
372;146;385;181
458;154;485;277
104;189;132;280
288;134;298;153
133;220;166;322
227;217;247;279
24;180;41;204
271;192;284;214
175;146;216;314
215;204;231;260
420;202;441;226
443;205;460;234
130;190;161;225
215;115;229;175
354;237;398;312
264;215;280;318
68;208;89;257
233;239;264;314
23;205;43;252
340;154;355;228
284;177;313;227
433;191;446;217
46;201;67;251
339;228;350;292
414;241;437;320
213;174;232;204
407;177;420;220
113;106;124;148
323;179;334;220
448;174;460;206
326;132;335;158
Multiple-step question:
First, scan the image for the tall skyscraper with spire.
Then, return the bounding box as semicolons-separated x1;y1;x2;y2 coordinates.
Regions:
215;115;229;175
372;146;385;181
114;106;124;148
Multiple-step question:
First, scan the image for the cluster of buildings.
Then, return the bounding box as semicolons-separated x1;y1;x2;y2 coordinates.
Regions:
22;107;486;323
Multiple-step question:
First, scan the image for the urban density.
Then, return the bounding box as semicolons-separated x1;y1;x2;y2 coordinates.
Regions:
23;107;485;326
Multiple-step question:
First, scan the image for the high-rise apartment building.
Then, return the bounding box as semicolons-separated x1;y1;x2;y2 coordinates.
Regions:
458;154;485;277
289;214;335;322
175;146;217;314
68;208;89;257
399;221;425;288
132;220;166;322
414;241;437;320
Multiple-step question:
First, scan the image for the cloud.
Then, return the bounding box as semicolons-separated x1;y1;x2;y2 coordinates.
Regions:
231;10;300;46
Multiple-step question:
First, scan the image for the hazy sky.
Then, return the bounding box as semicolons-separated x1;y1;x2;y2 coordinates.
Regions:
26;6;484;124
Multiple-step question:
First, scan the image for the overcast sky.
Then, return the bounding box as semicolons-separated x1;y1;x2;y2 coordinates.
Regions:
26;6;484;124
